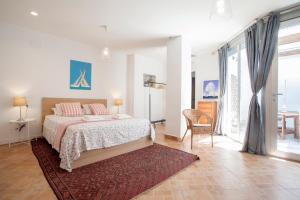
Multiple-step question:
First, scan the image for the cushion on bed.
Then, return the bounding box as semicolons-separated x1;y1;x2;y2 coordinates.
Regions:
55;104;63;116
89;104;109;115
51;108;59;115
60;102;83;117
82;104;92;115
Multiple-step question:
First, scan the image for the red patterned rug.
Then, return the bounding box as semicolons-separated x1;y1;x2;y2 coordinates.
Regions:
31;138;199;200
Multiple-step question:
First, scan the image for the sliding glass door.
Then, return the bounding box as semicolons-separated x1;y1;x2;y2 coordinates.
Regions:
223;40;251;142
267;17;300;160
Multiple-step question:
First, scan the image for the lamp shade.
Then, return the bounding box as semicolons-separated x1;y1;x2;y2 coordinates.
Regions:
13;97;27;107
114;99;123;106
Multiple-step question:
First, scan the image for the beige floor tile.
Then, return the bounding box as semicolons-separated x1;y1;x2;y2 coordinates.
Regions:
1;125;300;200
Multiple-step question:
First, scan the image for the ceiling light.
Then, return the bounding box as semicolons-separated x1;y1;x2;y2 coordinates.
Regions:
102;47;110;56
217;7;225;14
30;11;39;16
216;0;225;8
210;0;232;20
100;25;111;59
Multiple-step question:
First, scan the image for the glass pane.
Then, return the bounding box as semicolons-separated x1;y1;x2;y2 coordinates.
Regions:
227;50;239;138
277;20;300;154
224;42;251;142
239;47;251;140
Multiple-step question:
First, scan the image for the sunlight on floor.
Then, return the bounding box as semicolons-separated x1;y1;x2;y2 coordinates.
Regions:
269;157;287;162
196;135;243;151
278;134;300;154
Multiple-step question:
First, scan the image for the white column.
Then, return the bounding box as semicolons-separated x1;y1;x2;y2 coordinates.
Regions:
166;36;191;138
126;54;135;116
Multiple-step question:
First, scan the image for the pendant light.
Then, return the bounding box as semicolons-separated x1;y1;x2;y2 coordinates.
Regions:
100;25;111;59
210;0;232;21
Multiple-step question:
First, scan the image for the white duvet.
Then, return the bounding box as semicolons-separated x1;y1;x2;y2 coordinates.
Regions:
43;115;155;172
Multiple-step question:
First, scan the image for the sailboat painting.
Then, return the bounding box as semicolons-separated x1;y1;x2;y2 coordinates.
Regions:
70;60;92;90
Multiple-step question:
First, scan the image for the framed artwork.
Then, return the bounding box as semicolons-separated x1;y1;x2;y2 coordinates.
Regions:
70;60;92;90
203;80;219;99
143;74;156;87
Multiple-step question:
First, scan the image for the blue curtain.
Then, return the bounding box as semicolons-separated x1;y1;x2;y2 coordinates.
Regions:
215;44;229;135
242;13;280;154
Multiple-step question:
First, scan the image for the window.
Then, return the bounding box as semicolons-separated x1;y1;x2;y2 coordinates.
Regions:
223;37;251;142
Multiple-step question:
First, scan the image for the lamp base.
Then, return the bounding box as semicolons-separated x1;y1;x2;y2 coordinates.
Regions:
17;106;25;122
16;118;25;122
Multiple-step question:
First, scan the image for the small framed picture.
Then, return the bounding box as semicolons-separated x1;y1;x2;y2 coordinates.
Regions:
203;80;219;99
143;74;156;87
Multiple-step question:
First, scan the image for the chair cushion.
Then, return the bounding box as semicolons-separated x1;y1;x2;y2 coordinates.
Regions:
193;123;211;127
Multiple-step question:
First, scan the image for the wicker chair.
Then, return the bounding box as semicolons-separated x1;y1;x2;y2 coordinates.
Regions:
182;109;214;149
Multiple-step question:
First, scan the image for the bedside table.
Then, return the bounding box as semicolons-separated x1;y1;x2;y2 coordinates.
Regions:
9;118;36;148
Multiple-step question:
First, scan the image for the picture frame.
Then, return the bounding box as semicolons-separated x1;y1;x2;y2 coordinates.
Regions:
70;60;92;90
203;80;219;99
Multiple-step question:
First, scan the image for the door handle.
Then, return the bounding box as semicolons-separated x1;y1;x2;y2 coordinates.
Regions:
273;93;283;96
272;93;283;102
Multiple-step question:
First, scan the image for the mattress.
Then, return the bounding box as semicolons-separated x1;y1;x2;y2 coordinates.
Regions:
42;115;155;172
43;115;82;147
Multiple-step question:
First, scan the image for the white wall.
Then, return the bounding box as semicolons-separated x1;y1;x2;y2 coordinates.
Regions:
192;52;219;103
166;36;191;138
127;54;166;121
0;22;127;144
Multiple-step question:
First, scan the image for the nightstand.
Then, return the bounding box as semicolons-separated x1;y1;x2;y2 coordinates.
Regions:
9;118;36;148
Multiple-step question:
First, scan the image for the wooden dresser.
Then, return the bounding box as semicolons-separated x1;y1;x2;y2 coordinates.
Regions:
198;101;218;131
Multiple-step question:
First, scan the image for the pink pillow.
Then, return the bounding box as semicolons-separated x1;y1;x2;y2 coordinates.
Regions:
60;102;83;117
89;104;109;115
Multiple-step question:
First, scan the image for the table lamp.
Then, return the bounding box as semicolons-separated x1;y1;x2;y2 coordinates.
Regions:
114;99;123;114
13;96;27;121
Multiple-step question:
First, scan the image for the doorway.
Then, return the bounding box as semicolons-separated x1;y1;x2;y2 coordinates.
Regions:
191;72;195;109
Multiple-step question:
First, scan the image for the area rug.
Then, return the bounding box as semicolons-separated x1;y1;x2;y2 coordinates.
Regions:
31;138;199;200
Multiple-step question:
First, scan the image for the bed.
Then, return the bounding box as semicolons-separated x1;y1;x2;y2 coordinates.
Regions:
41;97;155;172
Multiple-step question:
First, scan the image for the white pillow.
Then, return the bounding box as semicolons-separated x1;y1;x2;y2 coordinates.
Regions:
55;104;63;116
51;108;58;115
82;104;92;115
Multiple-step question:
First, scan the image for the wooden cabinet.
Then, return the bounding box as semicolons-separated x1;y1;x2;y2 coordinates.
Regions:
198;101;218;131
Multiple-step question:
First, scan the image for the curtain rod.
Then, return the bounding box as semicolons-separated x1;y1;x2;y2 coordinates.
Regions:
213;2;300;53
214;20;257;52
276;3;300;14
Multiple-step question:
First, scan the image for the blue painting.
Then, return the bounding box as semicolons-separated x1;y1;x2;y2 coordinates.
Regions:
70;60;91;90
203;80;219;99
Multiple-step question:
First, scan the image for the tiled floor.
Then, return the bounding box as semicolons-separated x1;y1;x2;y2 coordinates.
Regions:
1;125;300;200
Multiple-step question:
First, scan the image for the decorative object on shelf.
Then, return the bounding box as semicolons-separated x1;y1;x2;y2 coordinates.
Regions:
209;0;232;21
143;74;156;87
70;60;92;90
114;98;123;114
17;123;26;132
13;96;28;121
203;80;219;99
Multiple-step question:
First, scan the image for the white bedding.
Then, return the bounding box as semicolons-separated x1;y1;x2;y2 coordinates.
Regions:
43;115;155;172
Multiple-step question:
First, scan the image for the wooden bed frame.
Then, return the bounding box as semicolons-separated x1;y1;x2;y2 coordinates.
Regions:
41;97;153;169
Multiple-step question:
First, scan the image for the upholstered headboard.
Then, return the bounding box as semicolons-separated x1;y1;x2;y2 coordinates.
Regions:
41;97;107;124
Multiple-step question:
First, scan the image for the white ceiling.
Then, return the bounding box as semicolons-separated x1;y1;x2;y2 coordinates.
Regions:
0;0;299;55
